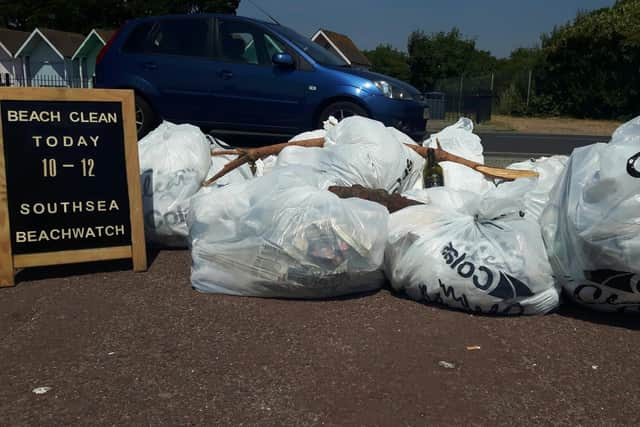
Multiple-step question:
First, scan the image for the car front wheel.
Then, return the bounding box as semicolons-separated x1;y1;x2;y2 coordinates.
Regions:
135;94;158;139
316;101;368;128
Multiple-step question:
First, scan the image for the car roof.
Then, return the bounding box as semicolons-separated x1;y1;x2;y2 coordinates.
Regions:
127;13;274;27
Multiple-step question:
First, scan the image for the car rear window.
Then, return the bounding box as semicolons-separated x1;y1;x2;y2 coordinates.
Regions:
151;19;210;57
123;18;210;58
122;22;154;53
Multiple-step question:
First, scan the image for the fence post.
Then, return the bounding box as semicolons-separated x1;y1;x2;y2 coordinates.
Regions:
490;73;494;92
458;75;464;116
526;69;532;108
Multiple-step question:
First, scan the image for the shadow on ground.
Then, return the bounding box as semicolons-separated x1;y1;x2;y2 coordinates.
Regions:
11;247;177;285
555;301;640;330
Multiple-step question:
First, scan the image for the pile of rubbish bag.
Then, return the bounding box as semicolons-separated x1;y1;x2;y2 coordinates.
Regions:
189;116;424;298
136;114;640;315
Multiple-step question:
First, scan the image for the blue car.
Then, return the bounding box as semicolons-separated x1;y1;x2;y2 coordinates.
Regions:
95;14;428;140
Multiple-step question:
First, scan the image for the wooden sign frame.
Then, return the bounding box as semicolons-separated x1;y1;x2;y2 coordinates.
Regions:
0;88;147;287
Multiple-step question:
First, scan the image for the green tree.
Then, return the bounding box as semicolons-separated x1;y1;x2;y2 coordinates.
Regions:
362;44;410;82
407;28;480;91
467;49;498;76
536;0;640;118
155;0;240;14
0;0;240;33
492;47;545;115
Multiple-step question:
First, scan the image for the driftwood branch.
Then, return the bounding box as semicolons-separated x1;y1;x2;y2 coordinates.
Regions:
328;185;423;213
405;144;538;181
203;137;325;186
204;136;537;187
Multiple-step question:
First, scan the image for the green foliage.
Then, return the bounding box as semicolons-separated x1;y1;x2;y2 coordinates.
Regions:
495;83;526;116
528;93;560;116
490;48;542;116
497;47;543;76
408;28;482;91
0;0;241;33
406;28;499;91
467;49;498;76
362;44;410;82
536;0;640;118
408;2;640;119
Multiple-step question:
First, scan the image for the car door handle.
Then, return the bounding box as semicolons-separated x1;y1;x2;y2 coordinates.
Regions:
218;70;233;80
143;62;157;70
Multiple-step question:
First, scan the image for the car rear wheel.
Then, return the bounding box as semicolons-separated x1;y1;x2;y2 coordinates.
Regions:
316;101;368;128
135;94;158;139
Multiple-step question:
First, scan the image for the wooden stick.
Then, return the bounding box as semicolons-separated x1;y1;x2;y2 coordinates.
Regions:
203;137;325;186
407;141;539;180
204;153;253;186
211;149;242;156
329;185;423;213
203;136;537;186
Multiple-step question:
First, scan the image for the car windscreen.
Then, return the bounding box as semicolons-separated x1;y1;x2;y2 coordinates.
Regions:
271;25;348;67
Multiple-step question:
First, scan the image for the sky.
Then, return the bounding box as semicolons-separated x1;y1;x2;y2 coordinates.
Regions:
237;0;616;58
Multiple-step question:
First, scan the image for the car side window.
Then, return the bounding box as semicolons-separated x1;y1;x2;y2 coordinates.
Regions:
149;18;210;57
217;20;286;65
264;34;285;59
122;22;155;53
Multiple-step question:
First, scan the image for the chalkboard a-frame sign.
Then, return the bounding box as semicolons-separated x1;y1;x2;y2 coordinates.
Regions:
0;88;147;287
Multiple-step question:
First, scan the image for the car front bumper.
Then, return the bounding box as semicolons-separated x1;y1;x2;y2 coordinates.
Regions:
366;96;428;142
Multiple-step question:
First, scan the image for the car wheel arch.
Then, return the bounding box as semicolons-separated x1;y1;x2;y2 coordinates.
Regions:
313;96;371;128
114;87;161;137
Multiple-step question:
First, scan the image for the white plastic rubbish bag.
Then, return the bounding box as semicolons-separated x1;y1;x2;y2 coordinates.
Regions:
270;116;424;192
323;116;424;193
386;183;559;315
496;156;568;221
138;122;211;247
541;118;640;312
610;115;640;147
274;129;328;170
424;118;491;194
255;118;337;177
188;166;389;298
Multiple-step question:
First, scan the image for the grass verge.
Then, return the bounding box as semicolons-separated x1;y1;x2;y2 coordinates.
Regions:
428;115;622;136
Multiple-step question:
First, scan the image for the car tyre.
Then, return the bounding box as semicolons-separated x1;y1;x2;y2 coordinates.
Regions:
317;101;368;128
135;94;158;139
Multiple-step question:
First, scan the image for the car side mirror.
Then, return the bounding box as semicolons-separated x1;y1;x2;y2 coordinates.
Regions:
272;52;295;67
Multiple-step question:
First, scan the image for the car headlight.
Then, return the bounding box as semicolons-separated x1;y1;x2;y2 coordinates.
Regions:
373;80;414;100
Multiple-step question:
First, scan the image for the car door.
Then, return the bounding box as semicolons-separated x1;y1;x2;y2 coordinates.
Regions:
123;17;220;126
210;18;314;134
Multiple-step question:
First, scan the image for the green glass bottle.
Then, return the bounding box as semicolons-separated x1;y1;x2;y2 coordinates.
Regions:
423;149;444;188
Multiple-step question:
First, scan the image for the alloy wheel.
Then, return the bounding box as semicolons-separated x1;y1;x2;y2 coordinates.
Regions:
135;105;144;132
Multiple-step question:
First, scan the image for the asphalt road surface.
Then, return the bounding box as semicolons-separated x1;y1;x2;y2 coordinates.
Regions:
480;132;606;157
1;251;638;426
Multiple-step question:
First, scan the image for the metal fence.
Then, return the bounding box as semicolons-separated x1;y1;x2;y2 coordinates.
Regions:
428;74;494;123
424;92;446;120
1;74;93;88
489;69;539;116
431;69;542;120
